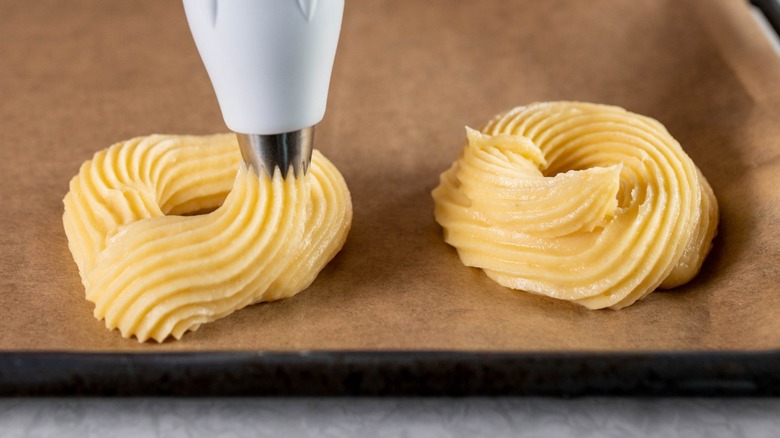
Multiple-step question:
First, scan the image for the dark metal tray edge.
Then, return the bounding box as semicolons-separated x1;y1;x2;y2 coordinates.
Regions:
1;350;779;397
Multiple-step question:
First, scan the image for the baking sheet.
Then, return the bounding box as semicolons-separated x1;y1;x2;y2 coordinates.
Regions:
1;0;779;394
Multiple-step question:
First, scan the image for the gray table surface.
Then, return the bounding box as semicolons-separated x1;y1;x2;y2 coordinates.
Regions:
2;397;780;438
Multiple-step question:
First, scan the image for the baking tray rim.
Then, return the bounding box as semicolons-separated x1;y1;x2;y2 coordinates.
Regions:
1;349;779;397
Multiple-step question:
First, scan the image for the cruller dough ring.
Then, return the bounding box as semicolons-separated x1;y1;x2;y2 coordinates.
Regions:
63;134;352;342
432;102;718;309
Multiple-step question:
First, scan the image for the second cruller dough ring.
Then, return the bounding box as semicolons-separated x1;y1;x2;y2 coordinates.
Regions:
432;102;719;309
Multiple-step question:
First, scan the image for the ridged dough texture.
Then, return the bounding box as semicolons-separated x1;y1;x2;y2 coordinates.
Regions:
432;102;718;309
63;134;352;342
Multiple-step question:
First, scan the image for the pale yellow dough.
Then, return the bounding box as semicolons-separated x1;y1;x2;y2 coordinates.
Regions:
432;102;718;309
63;134;352;342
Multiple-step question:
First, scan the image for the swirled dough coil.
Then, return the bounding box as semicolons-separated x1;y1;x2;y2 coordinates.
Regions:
432;102;718;309
63;134;352;342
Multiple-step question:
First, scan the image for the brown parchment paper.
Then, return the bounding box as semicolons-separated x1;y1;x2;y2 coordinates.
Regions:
1;0;779;353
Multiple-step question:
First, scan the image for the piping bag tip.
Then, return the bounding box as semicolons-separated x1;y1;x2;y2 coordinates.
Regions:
236;127;314;179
